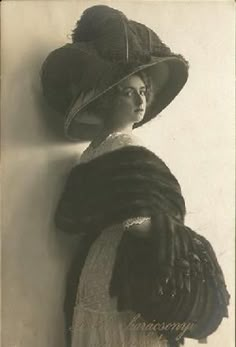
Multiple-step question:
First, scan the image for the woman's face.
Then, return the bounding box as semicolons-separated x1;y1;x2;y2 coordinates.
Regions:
112;74;147;125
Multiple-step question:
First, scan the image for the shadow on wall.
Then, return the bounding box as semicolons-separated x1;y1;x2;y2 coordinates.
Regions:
31;48;76;146
5;43;85;255
30;46;86;265
4;43;88;148
2;41;86;346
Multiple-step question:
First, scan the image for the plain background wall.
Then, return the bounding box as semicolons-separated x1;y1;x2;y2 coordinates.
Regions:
1;1;235;347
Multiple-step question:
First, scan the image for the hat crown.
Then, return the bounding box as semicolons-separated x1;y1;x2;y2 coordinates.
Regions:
72;6;127;42
71;5;166;64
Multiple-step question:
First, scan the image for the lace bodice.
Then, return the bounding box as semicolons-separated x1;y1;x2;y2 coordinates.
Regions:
80;131;142;163
80;131;150;228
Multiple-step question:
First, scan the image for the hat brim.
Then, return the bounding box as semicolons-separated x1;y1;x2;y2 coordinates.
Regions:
65;55;188;141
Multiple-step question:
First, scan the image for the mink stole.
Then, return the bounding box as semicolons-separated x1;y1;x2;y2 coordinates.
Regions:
55;146;230;346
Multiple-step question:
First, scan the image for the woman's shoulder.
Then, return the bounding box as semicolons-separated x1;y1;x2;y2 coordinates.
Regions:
108;131;143;146
80;131;143;163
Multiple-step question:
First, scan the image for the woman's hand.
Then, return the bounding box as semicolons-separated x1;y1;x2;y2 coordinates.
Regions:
125;218;152;238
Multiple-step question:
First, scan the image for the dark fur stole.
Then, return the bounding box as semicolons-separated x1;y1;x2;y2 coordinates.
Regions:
55;145;230;346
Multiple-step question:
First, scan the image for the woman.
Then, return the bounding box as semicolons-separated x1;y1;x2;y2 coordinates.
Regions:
40;5;230;347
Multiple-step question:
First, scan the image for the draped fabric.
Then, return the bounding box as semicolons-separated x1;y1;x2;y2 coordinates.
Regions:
56;146;185;234
56;145;230;346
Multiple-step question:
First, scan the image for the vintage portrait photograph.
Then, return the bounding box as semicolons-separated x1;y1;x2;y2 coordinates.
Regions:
1;1;235;347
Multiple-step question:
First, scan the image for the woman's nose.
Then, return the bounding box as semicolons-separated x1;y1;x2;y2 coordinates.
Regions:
135;93;144;106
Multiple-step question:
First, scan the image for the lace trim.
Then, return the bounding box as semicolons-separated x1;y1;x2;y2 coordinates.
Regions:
80;132;142;163
123;217;151;229
81;133;120;160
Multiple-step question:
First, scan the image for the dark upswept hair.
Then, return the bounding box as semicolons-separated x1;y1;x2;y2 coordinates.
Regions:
85;70;153;122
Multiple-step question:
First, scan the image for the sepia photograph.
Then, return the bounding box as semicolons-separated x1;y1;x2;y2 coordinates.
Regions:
1;1;235;347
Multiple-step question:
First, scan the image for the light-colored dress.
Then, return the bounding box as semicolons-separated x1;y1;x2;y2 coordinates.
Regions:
71;132;169;347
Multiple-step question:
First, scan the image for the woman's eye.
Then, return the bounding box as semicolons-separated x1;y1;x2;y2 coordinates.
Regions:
119;89;133;97
120;88;146;97
125;90;133;97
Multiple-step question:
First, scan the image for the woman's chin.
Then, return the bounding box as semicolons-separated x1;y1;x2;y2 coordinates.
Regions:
133;112;145;123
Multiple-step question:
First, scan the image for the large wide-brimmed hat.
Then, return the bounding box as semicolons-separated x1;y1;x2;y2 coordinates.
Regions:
41;5;189;141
